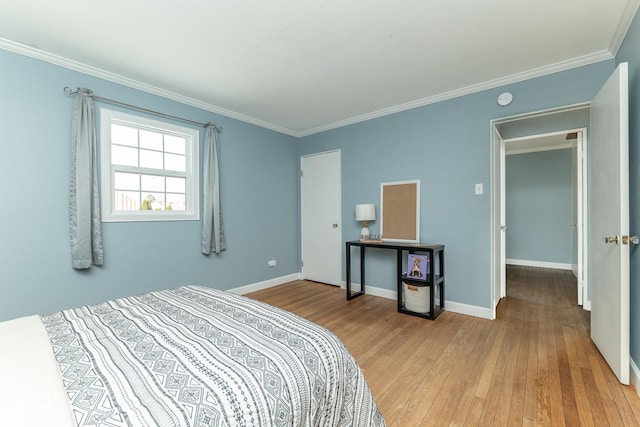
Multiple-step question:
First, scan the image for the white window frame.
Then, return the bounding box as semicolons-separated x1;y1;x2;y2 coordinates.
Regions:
99;108;200;222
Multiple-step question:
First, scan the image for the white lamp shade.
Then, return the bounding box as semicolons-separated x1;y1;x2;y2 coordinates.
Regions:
355;204;376;221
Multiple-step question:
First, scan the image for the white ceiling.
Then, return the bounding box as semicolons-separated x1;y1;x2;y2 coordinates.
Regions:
0;0;637;136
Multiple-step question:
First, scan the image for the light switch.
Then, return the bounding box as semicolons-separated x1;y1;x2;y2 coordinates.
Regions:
475;183;483;195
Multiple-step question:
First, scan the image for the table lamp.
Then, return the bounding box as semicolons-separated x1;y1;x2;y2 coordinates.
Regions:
355;204;376;240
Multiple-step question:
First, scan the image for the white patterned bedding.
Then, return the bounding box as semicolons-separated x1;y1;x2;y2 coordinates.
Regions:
39;285;385;426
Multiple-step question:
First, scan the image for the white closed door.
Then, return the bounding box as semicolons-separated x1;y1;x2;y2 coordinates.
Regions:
589;62;629;385
301;150;342;285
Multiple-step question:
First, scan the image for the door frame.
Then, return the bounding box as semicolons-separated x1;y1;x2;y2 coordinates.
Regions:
491;125;505;316
490;103;590;317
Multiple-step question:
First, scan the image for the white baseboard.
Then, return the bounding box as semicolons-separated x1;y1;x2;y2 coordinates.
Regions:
444;300;494;320
340;281;361;292
340;282;493;319
631;357;640;397
230;273;302;295
506;258;572;270
363;285;396;300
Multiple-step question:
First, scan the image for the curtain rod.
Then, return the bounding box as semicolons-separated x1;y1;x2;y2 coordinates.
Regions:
63;87;222;133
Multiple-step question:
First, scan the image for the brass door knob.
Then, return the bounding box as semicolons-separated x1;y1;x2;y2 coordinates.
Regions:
604;236;619;244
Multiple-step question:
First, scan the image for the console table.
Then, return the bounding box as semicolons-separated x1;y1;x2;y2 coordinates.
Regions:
345;240;445;320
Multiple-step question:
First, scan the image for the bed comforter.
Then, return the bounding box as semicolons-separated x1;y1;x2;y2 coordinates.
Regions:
32;285;385;426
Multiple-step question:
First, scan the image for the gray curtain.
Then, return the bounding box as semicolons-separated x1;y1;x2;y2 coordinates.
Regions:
70;89;103;269
202;125;226;254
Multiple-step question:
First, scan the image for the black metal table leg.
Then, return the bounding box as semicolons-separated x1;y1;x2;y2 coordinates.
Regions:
346;242;365;300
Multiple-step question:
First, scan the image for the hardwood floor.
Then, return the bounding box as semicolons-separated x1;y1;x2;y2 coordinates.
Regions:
246;265;640;426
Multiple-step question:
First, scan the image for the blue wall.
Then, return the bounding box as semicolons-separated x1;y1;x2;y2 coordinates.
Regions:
298;61;613;309
616;7;640;375
1;25;632;359
0;49;299;321
505;149;573;264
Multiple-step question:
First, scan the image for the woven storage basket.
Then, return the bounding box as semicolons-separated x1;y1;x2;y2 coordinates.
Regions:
403;282;430;314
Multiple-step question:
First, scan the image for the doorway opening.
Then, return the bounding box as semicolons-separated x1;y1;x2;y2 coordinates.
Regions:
492;63;630;385
504;129;586;302
491;104;590;319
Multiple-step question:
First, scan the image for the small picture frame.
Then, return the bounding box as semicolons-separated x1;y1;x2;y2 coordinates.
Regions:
406;254;428;281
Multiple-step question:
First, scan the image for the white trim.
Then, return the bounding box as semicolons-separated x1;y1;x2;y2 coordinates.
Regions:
577;130;587;307
229;273;302;295
0;37;613;138
631;357;640;398
444;300;494;320
506;259;572;270
297;52;612;136
609;0;640;56
339;282;493;319
341;282;396;300
0;37;297;137
490;125;504;320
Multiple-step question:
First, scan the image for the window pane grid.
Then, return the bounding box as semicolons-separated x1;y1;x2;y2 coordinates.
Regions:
110;123;187;173
112;170;186;212
102;109;199;221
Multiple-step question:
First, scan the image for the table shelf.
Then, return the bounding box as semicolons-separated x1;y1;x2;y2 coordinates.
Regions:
400;274;444;285
346;240;445;320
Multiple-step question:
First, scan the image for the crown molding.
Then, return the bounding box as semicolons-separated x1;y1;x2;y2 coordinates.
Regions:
0;37;298;137
297;50;613;137
0;37;615;139
610;0;640;56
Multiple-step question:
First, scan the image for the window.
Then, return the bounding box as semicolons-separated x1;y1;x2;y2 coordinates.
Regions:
100;108;200;222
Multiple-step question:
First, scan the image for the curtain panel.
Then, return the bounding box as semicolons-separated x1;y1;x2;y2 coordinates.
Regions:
69;89;103;269
202;125;226;255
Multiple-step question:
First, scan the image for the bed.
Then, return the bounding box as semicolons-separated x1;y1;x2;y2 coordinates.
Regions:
1;285;385;427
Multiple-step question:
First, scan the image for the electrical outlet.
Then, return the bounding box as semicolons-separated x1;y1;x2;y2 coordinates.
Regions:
267;259;277;267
